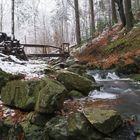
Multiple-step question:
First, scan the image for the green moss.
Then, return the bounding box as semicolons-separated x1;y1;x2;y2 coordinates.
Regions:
128;74;140;81
102;39;128;55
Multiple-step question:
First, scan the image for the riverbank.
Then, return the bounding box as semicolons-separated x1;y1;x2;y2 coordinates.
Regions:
75;24;140;77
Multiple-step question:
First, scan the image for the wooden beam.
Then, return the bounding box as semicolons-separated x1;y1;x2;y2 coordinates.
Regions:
21;44;62;50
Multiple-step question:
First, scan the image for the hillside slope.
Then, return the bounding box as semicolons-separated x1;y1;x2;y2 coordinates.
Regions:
75;25;140;73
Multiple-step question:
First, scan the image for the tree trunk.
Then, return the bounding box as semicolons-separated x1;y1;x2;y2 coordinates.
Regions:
111;0;118;24
74;0;81;45
136;0;140;10
115;0;126;27
89;0;95;37
124;0;133;31
11;0;15;40
0;0;3;32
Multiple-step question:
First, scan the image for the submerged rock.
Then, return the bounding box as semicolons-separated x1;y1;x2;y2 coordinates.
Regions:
57;70;97;96
83;108;123;134
35;78;67;114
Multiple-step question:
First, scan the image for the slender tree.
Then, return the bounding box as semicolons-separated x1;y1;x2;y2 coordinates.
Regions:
114;0;126;27
124;0;133;31
89;0;95;37
0;0;3;31
111;0;118;24
74;0;81;45
11;0;15;40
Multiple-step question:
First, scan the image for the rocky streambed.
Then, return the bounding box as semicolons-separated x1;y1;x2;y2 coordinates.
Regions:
0;56;139;140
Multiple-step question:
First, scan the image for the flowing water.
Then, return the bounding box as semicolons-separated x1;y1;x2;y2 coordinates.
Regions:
88;70;140;119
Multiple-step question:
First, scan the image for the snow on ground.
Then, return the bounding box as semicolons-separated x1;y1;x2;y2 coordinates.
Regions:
0;53;48;79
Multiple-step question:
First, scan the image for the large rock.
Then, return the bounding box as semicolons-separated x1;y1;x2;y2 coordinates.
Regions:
83;108;123;134
0;120;25;140
68;90;84;98
35;78;67;114
67;112;103;140
67;64;86;75
45;116;68;140
21;121;49;140
27;112;51;127
0;69;23;94
45;113;103;140
57;71;97;96
1;80;41;110
0;120;10;139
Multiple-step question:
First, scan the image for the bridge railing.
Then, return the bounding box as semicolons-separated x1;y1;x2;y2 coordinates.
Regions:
22;43;70;58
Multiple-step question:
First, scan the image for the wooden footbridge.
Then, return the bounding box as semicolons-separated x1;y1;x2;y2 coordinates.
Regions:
22;43;70;58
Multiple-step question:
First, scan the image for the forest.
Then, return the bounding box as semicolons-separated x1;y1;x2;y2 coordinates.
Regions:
0;0;140;140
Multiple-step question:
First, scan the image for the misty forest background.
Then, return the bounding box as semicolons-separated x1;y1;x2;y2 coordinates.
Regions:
0;0;139;49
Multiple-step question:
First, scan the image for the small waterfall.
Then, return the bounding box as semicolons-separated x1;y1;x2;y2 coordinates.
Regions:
89;90;117;100
91;71;120;81
106;72;120;80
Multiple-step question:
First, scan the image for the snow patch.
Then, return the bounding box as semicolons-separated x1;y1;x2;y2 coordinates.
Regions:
0;54;48;79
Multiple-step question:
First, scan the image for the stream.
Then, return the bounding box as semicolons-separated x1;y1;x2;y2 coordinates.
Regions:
88;70;140;126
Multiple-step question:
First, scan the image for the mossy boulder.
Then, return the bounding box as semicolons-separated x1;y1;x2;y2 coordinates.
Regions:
83;108;123;134
128;74;140;81
45;113;103;140
45;116;68;140
67;64;86;75
67;112;103;140
0;120;11;139
27;112;51;127
0;69;21;94
0;120;25;140
68;90;84;98
1;80;42;110
21;121;49;140
57;71;97;96
35;78;67;114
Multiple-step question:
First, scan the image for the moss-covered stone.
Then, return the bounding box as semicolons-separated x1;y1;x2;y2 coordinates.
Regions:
128;74;140;81
45;116;68;140
83;108;123;134
45;113;103;140
21;121;48;140
27;112;51;127
67;64;86;75
0;120;11;139
68;90;84;98
67;112;103;140
57;70;97;96
0;69;19;94
35;77;67;114
1;80;43;110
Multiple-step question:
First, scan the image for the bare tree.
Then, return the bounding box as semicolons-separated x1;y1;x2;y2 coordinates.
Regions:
111;0;118;24
0;0;3;31
114;0;126;27
11;0;15;39
124;0;133;31
74;0;81;45
89;0;95;37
